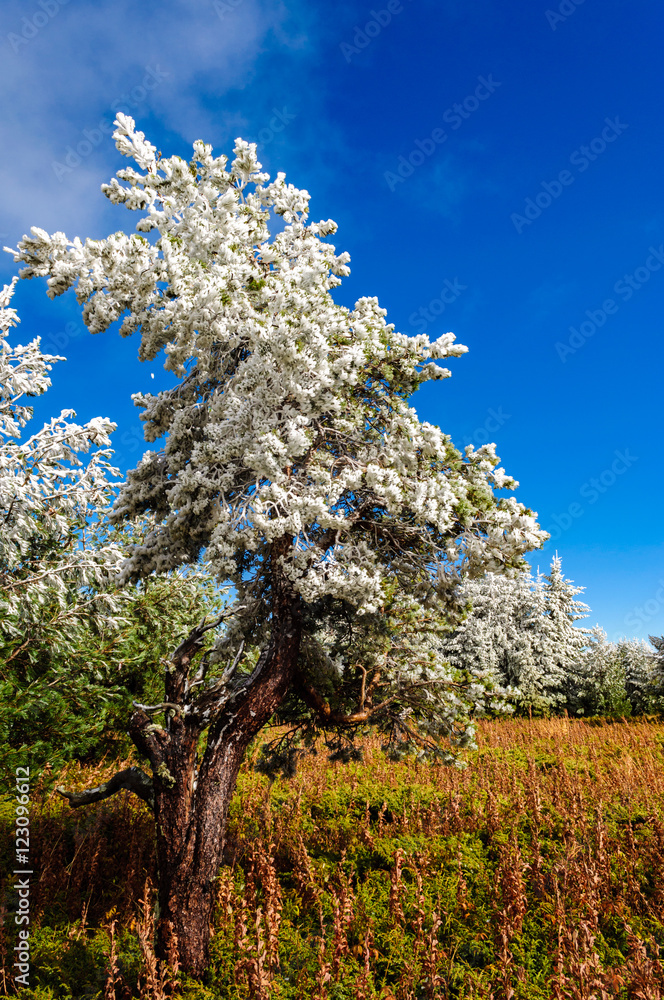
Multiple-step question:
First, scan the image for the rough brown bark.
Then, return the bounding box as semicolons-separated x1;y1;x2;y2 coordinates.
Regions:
128;536;302;978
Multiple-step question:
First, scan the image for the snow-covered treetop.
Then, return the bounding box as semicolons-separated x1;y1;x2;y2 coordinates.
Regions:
0;277;121;623
1;277;54;439
6;115;547;615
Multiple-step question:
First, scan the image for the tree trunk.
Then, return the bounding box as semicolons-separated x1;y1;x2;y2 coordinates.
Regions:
150;719;246;975
129;537;302;978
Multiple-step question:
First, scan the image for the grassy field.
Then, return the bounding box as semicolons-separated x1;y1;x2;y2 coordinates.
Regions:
2;717;664;999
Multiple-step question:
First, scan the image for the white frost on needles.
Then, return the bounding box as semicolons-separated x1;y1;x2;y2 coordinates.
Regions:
0;278;122;624
6;115;547;614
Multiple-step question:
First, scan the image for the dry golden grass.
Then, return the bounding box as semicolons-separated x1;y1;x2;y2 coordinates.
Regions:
2;716;664;998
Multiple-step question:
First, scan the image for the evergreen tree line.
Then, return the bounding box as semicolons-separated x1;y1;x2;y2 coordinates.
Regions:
441;556;664;718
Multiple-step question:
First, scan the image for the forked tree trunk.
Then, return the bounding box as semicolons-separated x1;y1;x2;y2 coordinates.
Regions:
127;541;302;977
134;714;247;975
129;710;272;975
57;540;302;977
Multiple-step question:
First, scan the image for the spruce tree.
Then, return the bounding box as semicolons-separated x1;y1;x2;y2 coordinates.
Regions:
535;556;591;708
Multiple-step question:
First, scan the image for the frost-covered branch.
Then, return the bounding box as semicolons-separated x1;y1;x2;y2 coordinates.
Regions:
5;114;550;768
0;278;126;651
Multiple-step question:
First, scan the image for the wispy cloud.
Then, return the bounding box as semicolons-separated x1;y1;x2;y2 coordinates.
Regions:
0;0;311;251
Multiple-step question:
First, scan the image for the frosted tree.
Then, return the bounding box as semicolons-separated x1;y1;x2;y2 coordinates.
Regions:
6;115;546;976
0;278;131;783
441;571;537;709
535;556;591;708
442;557;595;713
0;279;226;785
565;626;631;717
0;276;122;642
647;635;664;711
621;637;661;714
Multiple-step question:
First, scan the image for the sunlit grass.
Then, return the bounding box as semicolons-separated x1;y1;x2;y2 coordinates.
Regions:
2;717;663;998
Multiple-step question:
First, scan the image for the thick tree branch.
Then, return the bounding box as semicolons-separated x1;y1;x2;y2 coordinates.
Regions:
189;641;246;718
57;766;154;810
199;536;302;776
133;700;184;716
128;708;171;768
164;607;247;708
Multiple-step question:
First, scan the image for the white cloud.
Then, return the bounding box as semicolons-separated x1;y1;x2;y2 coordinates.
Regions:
0;0;307;249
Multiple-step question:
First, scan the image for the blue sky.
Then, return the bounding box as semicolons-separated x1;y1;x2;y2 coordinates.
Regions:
1;0;662;643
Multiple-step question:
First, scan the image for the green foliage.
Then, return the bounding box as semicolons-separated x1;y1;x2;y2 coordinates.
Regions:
565;628;634;719
10;924;142;1000
0;549;226;791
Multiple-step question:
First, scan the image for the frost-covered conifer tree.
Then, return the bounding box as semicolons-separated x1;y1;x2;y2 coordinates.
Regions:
0;278;128;779
647;635;664;711
5;116;546;976
565;626;631;717
622;636;661;714
441;571;537;708
536;556;591;708
0;277;122;635
0;279;226;784
442;557;594;713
